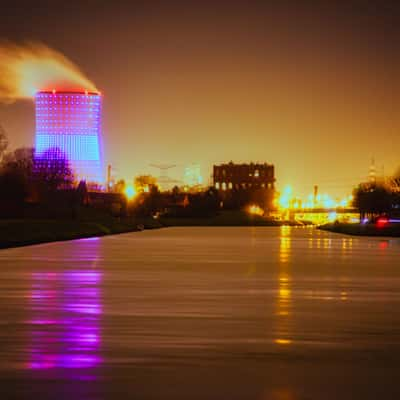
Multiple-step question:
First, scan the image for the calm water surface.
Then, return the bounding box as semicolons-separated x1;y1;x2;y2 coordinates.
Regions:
0;227;400;399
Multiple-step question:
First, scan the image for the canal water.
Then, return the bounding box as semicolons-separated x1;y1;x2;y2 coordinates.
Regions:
0;227;400;399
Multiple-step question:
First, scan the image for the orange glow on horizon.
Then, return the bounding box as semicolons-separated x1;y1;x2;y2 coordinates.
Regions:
247;204;264;216
124;185;136;200
1;7;399;196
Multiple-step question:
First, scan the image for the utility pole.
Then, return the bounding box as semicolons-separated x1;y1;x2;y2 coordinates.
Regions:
313;185;318;208
106;164;112;192
149;164;180;190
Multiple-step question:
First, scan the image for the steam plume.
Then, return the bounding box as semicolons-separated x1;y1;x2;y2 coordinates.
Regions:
0;41;97;102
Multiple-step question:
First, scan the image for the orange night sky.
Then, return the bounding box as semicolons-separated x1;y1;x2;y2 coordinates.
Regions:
0;1;399;197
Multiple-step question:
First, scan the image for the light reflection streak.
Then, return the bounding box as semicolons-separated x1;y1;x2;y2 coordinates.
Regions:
79;237;100;242
274;338;292;345
341;238;353;252
26;270;102;370
379;241;389;250
279;226;291;264
323;238;331;249
275;226;292;345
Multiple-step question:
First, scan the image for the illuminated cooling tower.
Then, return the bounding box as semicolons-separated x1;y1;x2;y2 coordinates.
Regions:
35;90;103;183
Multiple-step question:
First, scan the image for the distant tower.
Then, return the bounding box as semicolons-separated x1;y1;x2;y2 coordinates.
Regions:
106;164;112;191
368;158;376;184
313;185;318;207
34;90;103;183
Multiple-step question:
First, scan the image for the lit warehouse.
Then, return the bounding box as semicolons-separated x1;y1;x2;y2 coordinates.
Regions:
34;90;103;184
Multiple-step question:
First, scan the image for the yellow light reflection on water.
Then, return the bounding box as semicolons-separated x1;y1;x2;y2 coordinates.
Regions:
279;287;291;299
274;226;293;345
279;226;291;264
274;339;292;345
341;238;353;252
277;273;291;316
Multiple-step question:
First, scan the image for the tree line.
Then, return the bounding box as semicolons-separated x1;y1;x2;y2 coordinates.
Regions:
352;181;400;220
0;129;80;218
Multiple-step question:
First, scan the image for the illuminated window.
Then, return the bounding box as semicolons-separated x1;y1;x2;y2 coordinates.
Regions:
255;169;259;178
222;182;227;191
215;182;220;189
228;182;233;189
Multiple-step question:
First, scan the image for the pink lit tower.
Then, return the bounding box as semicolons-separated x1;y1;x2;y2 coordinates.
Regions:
34;90;103;184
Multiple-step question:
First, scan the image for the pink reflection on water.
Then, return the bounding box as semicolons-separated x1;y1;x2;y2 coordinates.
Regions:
28;354;101;370
26;266;102;371
66;303;101;315
28;319;57;325
76;333;99;344
30;289;56;300
65;271;101;284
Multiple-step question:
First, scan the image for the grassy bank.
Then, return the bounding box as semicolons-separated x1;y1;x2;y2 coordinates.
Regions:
319;222;400;237
0;210;298;250
0;217;161;249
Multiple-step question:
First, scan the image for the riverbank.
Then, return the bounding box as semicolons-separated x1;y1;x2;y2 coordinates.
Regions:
0;217;161;249
319;222;400;237
0;211;301;249
158;210;300;227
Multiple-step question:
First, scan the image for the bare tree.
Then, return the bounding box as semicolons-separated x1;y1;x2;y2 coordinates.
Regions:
33;147;74;191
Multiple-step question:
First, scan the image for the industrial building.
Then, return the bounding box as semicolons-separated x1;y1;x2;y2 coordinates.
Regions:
34;90;103;183
183;163;203;188
213;162;275;210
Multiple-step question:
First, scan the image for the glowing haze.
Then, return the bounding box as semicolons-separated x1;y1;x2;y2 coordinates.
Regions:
0;2;399;198
0;41;97;102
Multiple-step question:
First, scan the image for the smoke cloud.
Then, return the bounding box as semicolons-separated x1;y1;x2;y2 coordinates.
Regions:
0;41;97;102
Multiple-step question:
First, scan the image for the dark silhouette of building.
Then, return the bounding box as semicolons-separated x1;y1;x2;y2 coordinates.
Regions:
213;162;275;211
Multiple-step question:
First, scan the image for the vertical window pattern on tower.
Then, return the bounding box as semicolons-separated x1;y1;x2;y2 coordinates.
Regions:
35;91;103;183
